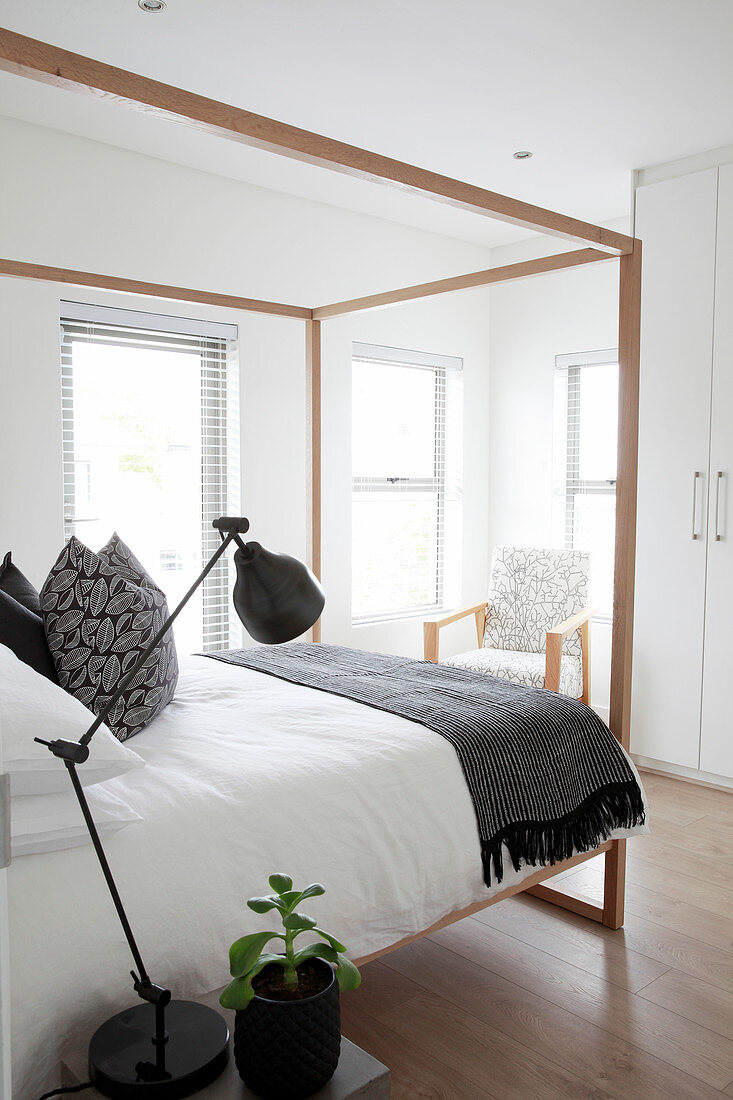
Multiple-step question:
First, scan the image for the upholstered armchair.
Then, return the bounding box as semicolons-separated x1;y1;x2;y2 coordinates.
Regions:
423;546;593;702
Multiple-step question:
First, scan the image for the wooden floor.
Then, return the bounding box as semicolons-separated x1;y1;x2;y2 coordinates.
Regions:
341;772;733;1099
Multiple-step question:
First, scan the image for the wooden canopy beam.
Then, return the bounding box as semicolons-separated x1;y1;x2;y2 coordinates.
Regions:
313;247;614;320
0;258;312;320
0;28;633;256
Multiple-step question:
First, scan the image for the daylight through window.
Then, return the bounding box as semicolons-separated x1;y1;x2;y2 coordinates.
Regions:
352;343;462;623
553;349;619;619
60;303;240;654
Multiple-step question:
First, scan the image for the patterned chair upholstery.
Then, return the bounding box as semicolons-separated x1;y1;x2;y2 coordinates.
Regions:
423;546;592;701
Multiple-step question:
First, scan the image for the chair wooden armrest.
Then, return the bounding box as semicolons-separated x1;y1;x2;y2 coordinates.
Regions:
423;603;488;663
544;606;596;701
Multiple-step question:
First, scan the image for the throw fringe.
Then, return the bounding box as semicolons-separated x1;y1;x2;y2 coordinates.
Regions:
481;780;646;887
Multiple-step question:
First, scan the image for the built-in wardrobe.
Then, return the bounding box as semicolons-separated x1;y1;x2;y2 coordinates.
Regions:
632;162;733;783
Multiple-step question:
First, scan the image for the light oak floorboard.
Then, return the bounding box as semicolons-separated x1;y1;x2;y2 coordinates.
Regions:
495;892;733;998
342;774;733;1097
376;990;616;1100
427;917;733;1088
637;968;733;1042
563;848;733;921
472;894;670;992
382;938;726;1099
625;834;733;894
558;865;733;958
647;817;733;867
681;810;733;846
340;1007;496;1100
640;772;733;816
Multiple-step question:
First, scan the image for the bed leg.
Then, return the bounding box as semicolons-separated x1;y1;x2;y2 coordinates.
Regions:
602;839;626;929
524;839;627;928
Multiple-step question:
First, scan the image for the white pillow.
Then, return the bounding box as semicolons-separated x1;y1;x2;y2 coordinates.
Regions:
11;786;142;857
0;643;145;797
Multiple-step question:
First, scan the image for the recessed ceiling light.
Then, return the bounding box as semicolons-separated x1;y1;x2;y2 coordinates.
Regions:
138;0;166;11
513;150;533;160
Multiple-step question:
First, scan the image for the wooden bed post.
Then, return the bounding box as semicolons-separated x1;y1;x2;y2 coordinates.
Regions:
306;318;322;643
604;239;643;929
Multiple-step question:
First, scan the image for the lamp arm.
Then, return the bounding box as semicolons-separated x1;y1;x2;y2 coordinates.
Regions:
32;522;245;1018
63;759;161;995
80;527;239;748
35;527;239;760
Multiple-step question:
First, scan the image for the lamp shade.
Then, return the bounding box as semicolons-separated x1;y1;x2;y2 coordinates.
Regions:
232;542;325;644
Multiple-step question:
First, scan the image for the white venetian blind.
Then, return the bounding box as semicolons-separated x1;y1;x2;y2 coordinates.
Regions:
352;343;463;623
60;302;240;653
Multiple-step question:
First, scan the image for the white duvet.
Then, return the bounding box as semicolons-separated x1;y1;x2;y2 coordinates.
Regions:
8;656;647;1098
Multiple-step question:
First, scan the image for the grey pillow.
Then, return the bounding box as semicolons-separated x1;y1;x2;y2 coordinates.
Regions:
41;536;178;741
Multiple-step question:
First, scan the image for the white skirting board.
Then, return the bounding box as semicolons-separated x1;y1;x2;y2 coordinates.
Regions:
632;754;733;793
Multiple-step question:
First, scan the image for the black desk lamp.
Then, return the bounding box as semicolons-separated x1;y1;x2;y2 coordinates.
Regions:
35;517;325;1099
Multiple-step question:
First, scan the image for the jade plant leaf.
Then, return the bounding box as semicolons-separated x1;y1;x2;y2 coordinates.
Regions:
247;895;284;914
315;928;347;953
335;956;362;992
229;931;281;978
300;883;326;901
219;976;254;1011
268;873;293;894
292;941;338;967
278;890;303;910
220;953;287;1010
283;911;317;931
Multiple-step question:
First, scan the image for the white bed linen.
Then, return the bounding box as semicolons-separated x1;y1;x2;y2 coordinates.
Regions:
8;656;648;1098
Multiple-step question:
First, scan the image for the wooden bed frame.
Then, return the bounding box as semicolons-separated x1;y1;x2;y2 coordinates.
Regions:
0;29;642;939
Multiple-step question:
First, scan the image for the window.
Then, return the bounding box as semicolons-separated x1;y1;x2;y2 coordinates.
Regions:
352;343;462;623
553;349;619;619
60;302;240;654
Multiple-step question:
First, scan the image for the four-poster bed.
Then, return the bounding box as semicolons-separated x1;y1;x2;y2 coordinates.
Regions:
0;23;642;1076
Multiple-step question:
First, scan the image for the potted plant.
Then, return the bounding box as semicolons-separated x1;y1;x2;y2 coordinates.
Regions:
220;874;361;1100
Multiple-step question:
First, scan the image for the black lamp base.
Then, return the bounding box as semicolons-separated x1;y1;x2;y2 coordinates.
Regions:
89;1000;229;1099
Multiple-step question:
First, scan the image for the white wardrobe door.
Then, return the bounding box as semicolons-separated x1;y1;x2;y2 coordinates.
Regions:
701;164;733;778
631;170;718;767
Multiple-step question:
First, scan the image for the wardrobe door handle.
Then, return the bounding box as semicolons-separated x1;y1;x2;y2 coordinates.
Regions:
714;470;723;542
691;471;701;540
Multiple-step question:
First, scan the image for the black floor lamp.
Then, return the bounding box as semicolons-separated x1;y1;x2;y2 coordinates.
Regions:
35;517;325;1099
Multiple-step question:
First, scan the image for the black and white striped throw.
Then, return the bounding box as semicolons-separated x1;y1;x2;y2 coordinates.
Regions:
206;643;645;886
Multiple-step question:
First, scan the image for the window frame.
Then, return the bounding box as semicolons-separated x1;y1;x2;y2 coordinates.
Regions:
59;301;240;652
351;342;462;625
555;347;619;624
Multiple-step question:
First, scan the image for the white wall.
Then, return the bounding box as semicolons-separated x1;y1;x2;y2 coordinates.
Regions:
485;222;629;716
0;115;493;656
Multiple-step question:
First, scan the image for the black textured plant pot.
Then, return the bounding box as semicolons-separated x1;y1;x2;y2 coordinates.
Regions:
233;959;341;1100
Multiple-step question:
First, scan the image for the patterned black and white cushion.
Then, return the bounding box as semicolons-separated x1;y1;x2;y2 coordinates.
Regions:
444;647;583;698
97;532;161;591
40;536;178;741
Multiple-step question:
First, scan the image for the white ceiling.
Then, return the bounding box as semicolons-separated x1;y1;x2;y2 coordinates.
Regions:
1;0;732;248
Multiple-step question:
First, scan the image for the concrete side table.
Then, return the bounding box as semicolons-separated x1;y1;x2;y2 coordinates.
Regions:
62;987;390;1099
